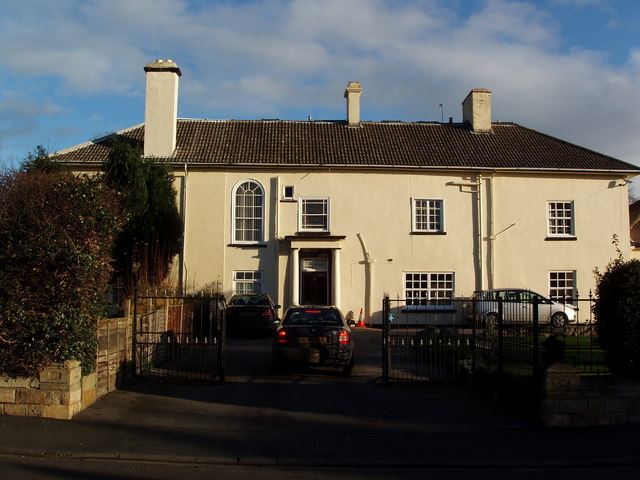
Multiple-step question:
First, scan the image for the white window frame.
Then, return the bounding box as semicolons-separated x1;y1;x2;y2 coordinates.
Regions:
412;198;445;233
299;197;330;232
547;201;575;237
232;179;264;244
403;272;455;310
549;271;576;305
233;270;263;294
282;185;295;200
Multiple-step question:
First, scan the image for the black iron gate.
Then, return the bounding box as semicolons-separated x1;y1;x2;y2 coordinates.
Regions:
382;295;472;383
133;292;226;383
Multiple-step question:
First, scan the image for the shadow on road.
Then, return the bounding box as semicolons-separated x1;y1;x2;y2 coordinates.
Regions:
224;328;382;380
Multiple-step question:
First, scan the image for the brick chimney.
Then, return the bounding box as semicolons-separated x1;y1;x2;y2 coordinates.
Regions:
143;59;182;157
462;88;492;133
344;81;362;127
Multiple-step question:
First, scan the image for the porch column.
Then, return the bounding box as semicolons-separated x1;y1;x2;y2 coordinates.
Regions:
332;248;341;309
291;247;300;305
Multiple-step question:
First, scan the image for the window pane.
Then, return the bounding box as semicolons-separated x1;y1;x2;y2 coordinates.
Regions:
234;270;262;294
548;201;574;236
300;198;329;231
404;272;454;307
414;199;443;232
549;271;576;304
234;181;263;242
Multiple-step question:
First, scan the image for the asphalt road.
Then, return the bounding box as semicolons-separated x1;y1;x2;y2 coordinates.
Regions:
1;328;640;478
1;455;639;480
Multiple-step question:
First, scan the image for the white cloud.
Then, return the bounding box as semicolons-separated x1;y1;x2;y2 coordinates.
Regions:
0;0;639;170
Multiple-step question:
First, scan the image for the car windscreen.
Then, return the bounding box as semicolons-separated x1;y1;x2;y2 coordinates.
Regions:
283;309;342;326
230;296;269;306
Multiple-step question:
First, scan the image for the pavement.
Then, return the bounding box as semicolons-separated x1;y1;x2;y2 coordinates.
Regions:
1;328;640;469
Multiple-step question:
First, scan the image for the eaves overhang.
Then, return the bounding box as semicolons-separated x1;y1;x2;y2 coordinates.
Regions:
161;160;640;176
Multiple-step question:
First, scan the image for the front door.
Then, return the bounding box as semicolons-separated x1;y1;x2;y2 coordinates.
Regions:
300;254;330;305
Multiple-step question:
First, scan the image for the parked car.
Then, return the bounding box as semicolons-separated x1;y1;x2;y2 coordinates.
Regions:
226;294;281;336
467;288;577;328
272;306;355;375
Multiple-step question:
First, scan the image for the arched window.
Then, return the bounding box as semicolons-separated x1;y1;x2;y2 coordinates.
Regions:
232;180;264;244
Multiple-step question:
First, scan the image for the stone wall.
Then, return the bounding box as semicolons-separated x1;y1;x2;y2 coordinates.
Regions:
0;360;96;420
1;310;134;420
541;362;640;427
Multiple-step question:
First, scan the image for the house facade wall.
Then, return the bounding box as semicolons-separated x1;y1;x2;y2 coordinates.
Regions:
490;174;629;296
178;166;629;324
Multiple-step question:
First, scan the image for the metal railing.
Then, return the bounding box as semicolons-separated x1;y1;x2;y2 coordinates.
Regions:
382;294;609;384
382;296;472;383
133;291;226;383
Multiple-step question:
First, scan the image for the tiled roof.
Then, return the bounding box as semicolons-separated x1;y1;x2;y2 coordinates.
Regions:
630;200;640;246
53;119;640;173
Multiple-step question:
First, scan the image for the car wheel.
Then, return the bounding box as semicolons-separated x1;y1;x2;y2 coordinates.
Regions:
551;312;567;328
485;313;499;328
341;357;354;376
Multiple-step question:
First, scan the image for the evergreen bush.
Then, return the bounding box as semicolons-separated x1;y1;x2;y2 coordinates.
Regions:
594;253;640;378
0;168;122;376
101;139;182;294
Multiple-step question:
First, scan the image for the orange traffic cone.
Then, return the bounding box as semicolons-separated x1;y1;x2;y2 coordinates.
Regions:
356;308;366;328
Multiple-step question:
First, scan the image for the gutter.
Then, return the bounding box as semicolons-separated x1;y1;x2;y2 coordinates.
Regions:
57;158;640;176
161;162;640;176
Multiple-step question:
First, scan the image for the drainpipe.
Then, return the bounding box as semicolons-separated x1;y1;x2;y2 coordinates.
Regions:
274;176;281;308
477;174;483;292
356;233;373;323
181;162;188;294
446;177;483;292
488;175;494;290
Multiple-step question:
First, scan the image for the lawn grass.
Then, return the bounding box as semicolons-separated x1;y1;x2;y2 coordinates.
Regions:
474;330;610;377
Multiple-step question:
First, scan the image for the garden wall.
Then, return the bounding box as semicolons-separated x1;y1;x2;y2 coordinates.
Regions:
541;362;640;426
1;310;134;420
0;360;95;420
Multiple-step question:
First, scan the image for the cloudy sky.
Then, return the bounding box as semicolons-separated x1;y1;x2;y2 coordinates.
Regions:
1;0;639;191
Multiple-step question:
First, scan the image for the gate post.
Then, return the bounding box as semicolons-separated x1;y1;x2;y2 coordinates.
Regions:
497;298;504;380
382;295;390;383
532;297;540;380
217;295;226;384
471;296;477;374
132;285;139;376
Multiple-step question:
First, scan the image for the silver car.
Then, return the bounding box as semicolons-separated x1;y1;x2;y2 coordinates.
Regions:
470;289;577;328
